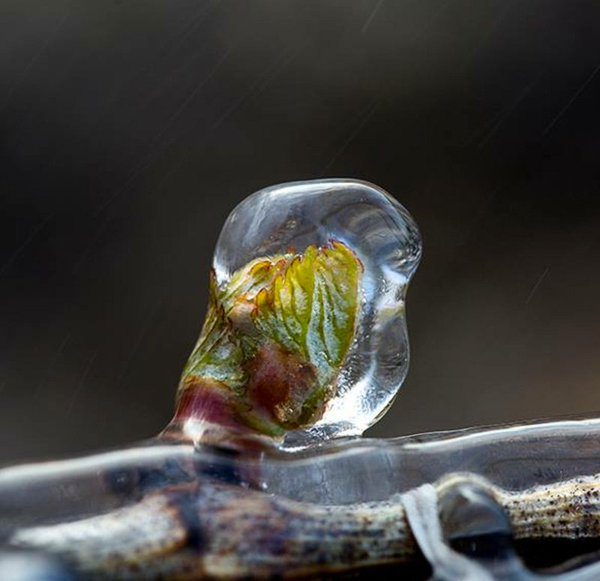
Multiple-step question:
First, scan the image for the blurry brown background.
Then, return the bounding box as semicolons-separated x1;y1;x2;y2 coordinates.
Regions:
2;1;600;463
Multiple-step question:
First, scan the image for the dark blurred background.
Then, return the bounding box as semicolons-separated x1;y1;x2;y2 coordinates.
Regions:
2;1;600;464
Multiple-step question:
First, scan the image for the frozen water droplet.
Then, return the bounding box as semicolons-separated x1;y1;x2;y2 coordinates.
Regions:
174;179;421;447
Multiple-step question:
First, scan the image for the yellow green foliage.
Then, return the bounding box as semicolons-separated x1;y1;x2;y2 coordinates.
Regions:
181;241;362;435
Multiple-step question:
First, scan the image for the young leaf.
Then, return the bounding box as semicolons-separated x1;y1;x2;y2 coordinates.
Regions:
253;241;362;386
183;274;247;393
177;241;363;436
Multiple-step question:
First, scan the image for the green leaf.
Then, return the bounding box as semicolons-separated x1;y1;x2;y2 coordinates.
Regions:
183;274;247;393
178;241;363;436
252;241;362;385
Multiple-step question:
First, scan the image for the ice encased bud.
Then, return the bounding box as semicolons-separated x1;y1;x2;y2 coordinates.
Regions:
212;179;421;445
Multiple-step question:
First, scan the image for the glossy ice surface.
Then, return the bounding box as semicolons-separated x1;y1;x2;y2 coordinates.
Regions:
1;417;599;579
0;179;598;579
175;179;421;447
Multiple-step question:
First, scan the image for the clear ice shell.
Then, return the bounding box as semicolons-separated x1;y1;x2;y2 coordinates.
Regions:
213;179;421;446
